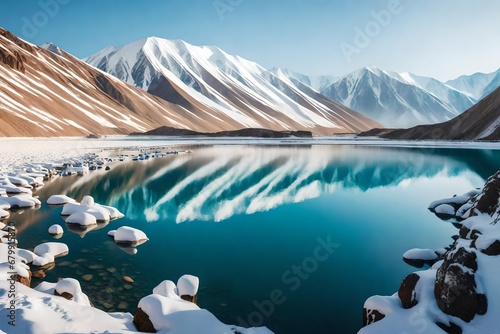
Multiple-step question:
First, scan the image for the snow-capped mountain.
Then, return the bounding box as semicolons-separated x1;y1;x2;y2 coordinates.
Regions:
83;37;380;135
267;68;337;92
446;69;500;100
0;29;204;136
321;66;476;128
378;86;500;141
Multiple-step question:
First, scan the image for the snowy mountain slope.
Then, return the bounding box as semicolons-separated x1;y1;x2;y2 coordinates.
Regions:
0;28;257;137
84;37;380;135
446;68;500;100
321;66;476;128
379;86;500;141
267;68;337;92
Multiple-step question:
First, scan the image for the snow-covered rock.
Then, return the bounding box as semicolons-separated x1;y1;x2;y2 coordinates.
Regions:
361;171;500;334
47;194;76;205
55;278;92;306
0;209;9;219
114;226;148;246
177;274;199;301
153;280;179;298
65;212;97;226
97;204;124;219
434;203;456;216
107;230;116;237
61;202;111;221
402;248;439;268
34;242;69;257
33;252;55;267
48;224;64;235
0;195;40;208
2;281;135;333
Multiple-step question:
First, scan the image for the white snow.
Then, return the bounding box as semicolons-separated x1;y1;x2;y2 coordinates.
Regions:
65;212;97;226
434;203;456;215
48;224;64;235
403;248;438;261
34;242;69;257
114;226;148;245
32;252;55;267
177;274;199;297
153;280;179;298
61;202;112;221
55;278;92;306
47;194;76;205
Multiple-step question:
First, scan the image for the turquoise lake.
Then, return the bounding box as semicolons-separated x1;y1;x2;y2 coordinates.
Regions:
11;144;500;333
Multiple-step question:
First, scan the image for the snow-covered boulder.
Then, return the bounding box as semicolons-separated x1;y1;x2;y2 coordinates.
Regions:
81;195;95;207
65;212;97;226
0;195;40;208
0;261;31;287
114;226;148;247
402;248;439;268
17;248;37;264
47;195;76;205
434;203;455;216
134;293;273;334
34;242;69;257
153;280;178;298
48;224;64;235
0;208;9;220
177;274;199;303
33;252;55;267
61;202;111;221
97;204;124;219
54;278;92;306
107;230;116;237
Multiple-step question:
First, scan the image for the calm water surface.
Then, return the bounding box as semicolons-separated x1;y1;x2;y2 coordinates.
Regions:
12;145;500;334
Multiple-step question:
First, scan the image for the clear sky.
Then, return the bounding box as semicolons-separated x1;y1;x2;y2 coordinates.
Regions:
1;0;499;81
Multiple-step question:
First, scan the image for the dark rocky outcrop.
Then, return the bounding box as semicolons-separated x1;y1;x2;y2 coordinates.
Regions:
54;290;74;301
469;171;500;216
436;321;463;334
133;307;157;333
180;294;198;304
362;308;385;326
480;239;500;256
131;126;314;138
434;247;487;322
398;273;420;309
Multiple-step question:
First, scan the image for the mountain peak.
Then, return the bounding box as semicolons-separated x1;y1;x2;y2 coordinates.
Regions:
40;42;62;55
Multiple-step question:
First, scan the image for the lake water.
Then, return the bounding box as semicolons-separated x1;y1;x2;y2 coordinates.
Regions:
11;144;500;333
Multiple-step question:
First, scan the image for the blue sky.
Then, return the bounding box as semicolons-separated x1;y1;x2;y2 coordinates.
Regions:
1;0;499;81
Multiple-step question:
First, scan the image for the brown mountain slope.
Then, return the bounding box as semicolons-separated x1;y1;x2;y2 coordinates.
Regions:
364;87;500;141
0;28;381;137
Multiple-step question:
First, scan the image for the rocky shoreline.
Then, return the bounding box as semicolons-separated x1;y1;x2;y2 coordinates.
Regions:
360;171;500;334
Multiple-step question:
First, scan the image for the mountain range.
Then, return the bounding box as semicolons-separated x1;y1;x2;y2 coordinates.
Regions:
1;26;499;138
0;28;377;137
366;86;500;141
85;37;499;129
82;36;378;135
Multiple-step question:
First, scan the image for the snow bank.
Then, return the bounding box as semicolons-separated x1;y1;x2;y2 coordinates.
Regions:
0;195;40;208
48;224;64;235
0;281;136;333
153;280;179;298
47;194;76;205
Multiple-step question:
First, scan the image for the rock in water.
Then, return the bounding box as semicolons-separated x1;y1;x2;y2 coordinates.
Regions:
434;247;487;322
123;276;134;283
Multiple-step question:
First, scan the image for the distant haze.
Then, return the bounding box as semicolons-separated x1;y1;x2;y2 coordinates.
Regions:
1;0;499;81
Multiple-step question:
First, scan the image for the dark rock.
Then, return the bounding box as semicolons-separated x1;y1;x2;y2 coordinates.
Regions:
54;290;74;300
477;294;488;315
133;307;157;333
436;321;463;334
180;294;198;304
12;270;31;287
480;239;500;256
32;270;46;279
362;308;385;326
434;247;486;322
398;273;420;309
471;172;500;216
